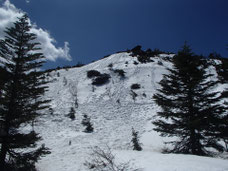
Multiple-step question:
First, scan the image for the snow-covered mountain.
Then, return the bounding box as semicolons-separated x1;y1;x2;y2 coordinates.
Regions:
35;52;228;171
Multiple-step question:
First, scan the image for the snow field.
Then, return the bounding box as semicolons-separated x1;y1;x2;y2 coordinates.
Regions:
36;53;228;171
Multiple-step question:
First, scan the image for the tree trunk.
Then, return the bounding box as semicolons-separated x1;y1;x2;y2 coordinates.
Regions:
0;142;8;170
190;128;196;154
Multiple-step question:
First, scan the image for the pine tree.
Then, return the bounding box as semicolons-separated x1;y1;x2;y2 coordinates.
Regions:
131;128;142;151
0;15;50;170
216;57;228;151
81;114;94;133
68;107;75;120
153;44;224;156
216;57;228;84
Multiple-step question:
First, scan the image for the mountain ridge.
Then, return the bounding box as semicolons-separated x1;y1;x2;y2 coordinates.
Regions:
36;52;228;171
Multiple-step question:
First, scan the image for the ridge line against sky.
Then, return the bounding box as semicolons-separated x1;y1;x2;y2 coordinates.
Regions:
0;0;228;69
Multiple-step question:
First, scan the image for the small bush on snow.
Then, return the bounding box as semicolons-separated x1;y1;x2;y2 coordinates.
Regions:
131;128;142;151
92;74;110;86
108;63;113;69
131;84;141;90
157;61;163;66
113;69;125;78
81;114;94;133
85;146;140;171
87;70;101;78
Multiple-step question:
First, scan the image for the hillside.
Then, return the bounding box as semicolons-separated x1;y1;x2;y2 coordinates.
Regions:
35;52;228;171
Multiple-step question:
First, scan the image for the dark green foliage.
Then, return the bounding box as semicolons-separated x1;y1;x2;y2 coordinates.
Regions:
0;67;8;89
4;143;49;171
92;73;110;86
87;70;101;78
81;114;94;133
214;56;228;150
130;45;164;63
133;61;139;65
218;107;228;151
68;107;75;120
0;15;50;170
131;128;142;151
142;93;147;98
208;52;222;59
131;45;150;63
153;43;225;156
87;70;110;86
215;57;228;151
131;83;141;90
150;48;163;56
108;63;113;68
131;45;143;55
137;56;150;63
216;57;228;84
113;69;125;78
157;61;163;66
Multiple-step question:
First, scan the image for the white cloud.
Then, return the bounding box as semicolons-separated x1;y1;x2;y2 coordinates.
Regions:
0;0;72;61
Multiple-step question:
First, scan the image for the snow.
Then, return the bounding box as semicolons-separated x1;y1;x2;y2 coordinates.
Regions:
33;52;228;170
117;150;228;171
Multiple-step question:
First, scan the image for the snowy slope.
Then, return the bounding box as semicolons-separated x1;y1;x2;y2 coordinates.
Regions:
34;52;228;171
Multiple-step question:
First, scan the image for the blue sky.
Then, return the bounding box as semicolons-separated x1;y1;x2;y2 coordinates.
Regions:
1;0;228;69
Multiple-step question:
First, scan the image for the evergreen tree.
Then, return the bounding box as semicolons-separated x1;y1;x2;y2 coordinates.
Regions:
216;57;228;84
68;107;76;120
81;114;94;133
153;44;224;156
0;15;50;170
216;57;228;151
131;128;142;151
0;66;7;88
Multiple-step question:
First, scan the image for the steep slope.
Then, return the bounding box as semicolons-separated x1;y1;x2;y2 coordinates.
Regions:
35;52;228;171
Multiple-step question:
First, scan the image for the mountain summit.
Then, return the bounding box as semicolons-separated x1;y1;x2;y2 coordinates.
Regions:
35;51;228;171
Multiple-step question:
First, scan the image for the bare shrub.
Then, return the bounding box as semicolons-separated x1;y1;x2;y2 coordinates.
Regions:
69;81;78;108
85;146;140;171
130;90;138;103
